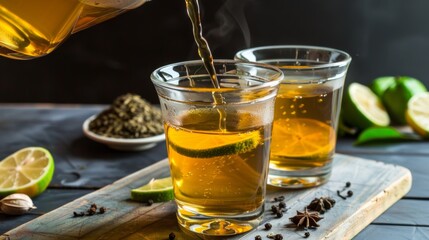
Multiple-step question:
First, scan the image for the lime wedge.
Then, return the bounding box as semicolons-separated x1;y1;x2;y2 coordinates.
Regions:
406;92;429;138
167;128;261;158
0;147;54;197
382;76;427;124
342;82;390;130
131;177;174;203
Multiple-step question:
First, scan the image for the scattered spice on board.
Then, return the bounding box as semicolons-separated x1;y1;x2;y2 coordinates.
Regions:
72;203;107;217
267;233;284;240
289;209;323;229
306;197;336;214
270;195;288;219
337;181;353;200
89;93;163;138
260;182;351;238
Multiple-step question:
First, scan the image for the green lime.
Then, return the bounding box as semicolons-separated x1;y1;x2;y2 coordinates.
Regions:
0;147;55;197
371;76;396;97
342;82;390;130
167;128;261;158
406;92;429;138
382;76;427;124
130;177;174;203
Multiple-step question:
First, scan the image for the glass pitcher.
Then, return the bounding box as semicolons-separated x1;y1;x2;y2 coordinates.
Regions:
0;0;149;60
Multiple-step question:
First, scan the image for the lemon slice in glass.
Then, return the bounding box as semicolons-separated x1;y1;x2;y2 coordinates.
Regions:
131;177;174;203
342;82;390;130
406;92;429;138
271;118;335;158
0;147;54;197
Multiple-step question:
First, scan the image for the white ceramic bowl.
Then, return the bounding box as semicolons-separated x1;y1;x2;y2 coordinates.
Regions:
82;115;165;151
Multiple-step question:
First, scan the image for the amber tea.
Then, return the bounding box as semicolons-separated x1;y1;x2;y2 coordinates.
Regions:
166;110;271;234
270;81;341;171
235;45;351;188
0;0;147;59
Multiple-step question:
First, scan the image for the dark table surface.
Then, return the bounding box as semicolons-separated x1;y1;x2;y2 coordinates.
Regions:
0;105;428;239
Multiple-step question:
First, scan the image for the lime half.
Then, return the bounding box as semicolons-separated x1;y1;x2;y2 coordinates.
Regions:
342;82;390;130
406;92;429;138
0;147;54;197
131;177;174;203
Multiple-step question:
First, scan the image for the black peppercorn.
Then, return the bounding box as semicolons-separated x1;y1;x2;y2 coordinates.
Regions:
278;201;286;209
87;207;96;215
274;234;283;240
255;235;262;240
276;212;283;218
264;222;272;230
274;196;285;202
347;190;353;197
346;182;351;188
271;205;279;214
168;232;175;240
148;199;154;206
99;207;106;214
304;231;310;238
73;211;83;217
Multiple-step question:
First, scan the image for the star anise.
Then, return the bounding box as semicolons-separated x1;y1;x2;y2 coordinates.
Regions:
306;197;336;213
289;209;323;228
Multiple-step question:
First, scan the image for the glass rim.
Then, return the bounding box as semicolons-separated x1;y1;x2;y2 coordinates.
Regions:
150;59;284;93
235;45;352;69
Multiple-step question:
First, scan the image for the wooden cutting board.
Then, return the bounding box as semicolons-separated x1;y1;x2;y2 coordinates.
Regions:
2;154;411;240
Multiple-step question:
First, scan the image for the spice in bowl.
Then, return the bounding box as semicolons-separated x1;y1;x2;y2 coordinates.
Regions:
89;94;164;139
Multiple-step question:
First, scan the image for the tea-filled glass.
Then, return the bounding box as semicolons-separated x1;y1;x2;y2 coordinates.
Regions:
151;59;282;236
235;45;351;188
0;0;148;60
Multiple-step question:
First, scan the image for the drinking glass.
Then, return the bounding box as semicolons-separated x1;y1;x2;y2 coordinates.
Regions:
235;45;351;188
151;60;283;236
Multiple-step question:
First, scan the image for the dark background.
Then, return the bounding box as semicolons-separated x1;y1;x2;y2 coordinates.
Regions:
1;0;428;104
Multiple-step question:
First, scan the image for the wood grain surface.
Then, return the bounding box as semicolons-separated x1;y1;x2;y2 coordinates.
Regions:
1;154;411;240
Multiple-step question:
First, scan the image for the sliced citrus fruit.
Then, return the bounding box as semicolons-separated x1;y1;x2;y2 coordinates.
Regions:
0;147;54;197
130;177;174;202
342;82;390;130
382;76;427;124
167;127;261;158
406;92;429;138
270;118;335;158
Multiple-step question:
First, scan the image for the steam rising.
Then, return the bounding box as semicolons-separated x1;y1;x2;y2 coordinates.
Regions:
204;0;255;53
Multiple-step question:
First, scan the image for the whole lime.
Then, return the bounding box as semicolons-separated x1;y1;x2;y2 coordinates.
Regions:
382;76;427;124
371;76;396;97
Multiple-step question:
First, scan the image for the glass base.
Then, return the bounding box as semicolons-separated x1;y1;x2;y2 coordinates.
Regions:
176;204;264;236
268;162;332;188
